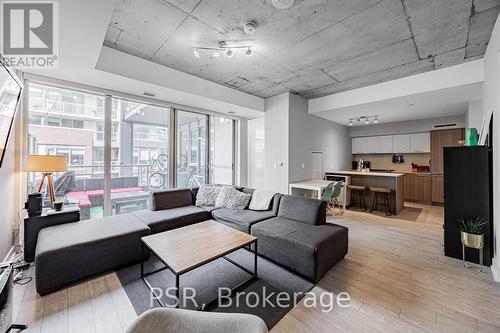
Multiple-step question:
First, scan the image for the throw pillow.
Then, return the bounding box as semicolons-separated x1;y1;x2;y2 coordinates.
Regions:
215;186;252;210
248;190;275;211
195;185;222;207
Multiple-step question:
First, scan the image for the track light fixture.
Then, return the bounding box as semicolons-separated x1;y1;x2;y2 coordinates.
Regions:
348;115;380;126
192;41;254;59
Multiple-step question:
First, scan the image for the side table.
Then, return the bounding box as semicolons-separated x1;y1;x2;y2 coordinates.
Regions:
24;206;80;262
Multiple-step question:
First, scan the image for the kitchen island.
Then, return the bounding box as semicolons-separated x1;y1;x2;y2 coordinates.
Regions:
326;170;405;215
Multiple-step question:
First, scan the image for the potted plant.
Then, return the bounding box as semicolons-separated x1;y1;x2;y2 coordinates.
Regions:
457;217;487;271
458;217;487;249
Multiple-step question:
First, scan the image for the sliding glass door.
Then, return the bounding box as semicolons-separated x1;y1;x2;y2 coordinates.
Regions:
110;99;170;215
176;110;208;187
210;116;234;185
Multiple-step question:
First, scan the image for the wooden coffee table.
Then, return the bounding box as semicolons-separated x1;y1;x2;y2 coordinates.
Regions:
140;220;258;308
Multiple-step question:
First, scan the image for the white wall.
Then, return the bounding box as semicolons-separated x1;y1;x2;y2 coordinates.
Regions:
0;111;21;260
262;93;351;193
482;12;500;282
288;94;351;182
247;118;265;189
348;115;466;137
264;94;289;193
466;99;485;130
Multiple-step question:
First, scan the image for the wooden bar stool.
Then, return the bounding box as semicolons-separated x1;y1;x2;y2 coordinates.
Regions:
369;187;393;216
347;185;368;211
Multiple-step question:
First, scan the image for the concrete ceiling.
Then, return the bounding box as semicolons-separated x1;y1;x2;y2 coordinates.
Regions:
104;0;499;99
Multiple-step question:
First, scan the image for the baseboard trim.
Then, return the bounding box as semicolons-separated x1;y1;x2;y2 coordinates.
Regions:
492;262;499;282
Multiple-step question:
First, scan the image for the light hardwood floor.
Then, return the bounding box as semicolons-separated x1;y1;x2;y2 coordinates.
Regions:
13;203;500;333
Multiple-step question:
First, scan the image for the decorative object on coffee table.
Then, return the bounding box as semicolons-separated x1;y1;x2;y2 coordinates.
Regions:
25;155;67;208
458;217;486;271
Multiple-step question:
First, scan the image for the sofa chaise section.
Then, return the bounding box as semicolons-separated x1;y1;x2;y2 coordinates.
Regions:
132;188;211;233
35;213;150;295
251;195;348;282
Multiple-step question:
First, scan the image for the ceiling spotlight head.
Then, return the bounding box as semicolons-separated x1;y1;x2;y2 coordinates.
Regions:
245;47;253;56
348;120;353;126
374;117;379;124
193;48;200;58
365;118;370;125
226;49;233;57
243;21;257;34
272;0;294;9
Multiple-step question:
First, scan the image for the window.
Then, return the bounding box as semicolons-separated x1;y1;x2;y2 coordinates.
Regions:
210;116;234;185
27;82;236;219
28;83;106;219
176;111;207;187
111;98;170;215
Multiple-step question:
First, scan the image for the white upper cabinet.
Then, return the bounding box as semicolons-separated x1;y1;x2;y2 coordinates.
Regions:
379;135;393;153
392;134;411;153
409;132;430;153
352;137;366;154
352;132;430;154
365;136;380;154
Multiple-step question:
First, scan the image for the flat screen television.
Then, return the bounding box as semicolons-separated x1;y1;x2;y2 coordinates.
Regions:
0;54;23;168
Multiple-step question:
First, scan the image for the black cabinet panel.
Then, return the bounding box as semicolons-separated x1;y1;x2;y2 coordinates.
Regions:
444;146;492;265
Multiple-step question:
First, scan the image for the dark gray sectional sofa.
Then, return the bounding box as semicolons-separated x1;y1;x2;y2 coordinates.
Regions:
34;187;348;295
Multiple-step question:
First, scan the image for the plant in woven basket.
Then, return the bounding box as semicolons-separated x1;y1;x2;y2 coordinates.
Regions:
457;217;487;235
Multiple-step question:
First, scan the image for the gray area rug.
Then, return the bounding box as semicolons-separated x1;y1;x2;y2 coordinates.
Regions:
116;249;314;329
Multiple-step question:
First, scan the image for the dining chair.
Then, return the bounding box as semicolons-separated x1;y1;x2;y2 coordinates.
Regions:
321;182;343;217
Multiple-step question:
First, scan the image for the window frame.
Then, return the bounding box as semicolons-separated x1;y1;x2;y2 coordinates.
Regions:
23;75;238;216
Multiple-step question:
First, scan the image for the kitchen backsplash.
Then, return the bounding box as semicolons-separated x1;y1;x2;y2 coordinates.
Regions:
352;153;431;172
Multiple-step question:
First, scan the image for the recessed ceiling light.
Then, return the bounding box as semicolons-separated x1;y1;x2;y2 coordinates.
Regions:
226;49;233;57
245;47;253;56
272;0;294;9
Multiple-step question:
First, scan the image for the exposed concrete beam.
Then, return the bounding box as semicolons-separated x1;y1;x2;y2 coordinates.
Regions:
309;59;484;113
96;46;264;114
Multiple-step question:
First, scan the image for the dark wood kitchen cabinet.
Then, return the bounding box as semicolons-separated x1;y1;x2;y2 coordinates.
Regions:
404;173;431;203
430;128;464;205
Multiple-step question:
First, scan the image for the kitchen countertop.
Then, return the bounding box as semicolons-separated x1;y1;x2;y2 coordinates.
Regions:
326;170;405;177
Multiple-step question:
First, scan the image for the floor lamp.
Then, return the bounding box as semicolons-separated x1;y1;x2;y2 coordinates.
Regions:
25;155;68;208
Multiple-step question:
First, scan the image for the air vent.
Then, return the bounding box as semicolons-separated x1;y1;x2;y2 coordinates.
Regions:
143;91;157;97
225;76;251;88
433;122;458;129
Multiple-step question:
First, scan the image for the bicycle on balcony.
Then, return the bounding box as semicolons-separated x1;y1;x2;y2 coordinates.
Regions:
149;154;168;188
